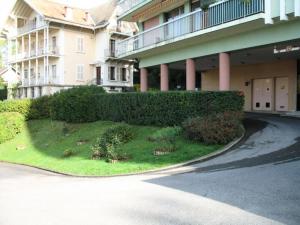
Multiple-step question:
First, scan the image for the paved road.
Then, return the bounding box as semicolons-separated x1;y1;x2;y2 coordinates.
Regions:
0;114;299;225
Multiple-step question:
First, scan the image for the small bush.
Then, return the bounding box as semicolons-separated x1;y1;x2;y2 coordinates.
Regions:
63;149;76;158
0;112;25;144
91;123;134;161
105;136;129;162
148;127;182;153
182;112;244;145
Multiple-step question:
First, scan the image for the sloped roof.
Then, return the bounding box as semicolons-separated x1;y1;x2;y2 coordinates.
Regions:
88;0;117;26
27;0;95;27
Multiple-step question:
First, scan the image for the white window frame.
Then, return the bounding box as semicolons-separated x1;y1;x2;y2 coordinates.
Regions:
76;64;84;81
76;37;84;53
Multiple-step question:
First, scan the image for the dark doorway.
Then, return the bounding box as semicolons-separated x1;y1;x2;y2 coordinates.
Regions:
96;67;101;85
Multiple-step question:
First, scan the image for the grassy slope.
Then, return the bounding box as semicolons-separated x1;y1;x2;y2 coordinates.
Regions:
0;120;221;176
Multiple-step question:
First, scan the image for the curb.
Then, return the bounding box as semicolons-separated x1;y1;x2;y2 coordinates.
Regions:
0;132;245;178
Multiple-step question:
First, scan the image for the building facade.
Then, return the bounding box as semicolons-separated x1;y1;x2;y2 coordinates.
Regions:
1;0;136;99
117;0;300;112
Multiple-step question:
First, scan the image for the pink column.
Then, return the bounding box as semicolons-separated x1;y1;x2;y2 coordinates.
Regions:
140;68;148;92
186;58;196;91
160;64;169;91
219;52;230;91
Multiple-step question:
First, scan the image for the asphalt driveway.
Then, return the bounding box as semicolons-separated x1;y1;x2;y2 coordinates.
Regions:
0;114;299;225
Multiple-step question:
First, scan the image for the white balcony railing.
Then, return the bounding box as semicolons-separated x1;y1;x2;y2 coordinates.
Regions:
8;46;60;63
17;19;47;35
117;0;145;16
22;75;60;86
117;0;265;57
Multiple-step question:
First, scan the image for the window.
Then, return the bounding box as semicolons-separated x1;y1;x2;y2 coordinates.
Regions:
52;36;57;48
109;66;116;80
191;0;200;11
77;37;84;53
110;39;116;57
76;64;84;80
39;87;42;97
24;88;27;98
24;69;28;79
121;68;127;81
52;65;57;79
30;68;34;78
31;87;35;98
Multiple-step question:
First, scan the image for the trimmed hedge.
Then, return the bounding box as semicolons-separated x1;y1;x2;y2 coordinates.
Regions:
0;112;25;144
0;96;51;120
0;89;244;126
50;91;244;126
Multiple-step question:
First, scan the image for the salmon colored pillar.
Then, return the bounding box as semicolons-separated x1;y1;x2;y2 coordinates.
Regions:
219;52;230;91
140;68;148;92
186;58;196;91
160;64;169;91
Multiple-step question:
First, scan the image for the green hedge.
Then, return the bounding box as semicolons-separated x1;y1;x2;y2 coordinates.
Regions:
0;88;244;126
0;96;51;120
0;112;25;144
0;86;105;120
50;91;244;126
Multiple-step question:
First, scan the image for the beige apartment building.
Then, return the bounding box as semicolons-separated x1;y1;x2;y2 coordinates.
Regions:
1;0;137;98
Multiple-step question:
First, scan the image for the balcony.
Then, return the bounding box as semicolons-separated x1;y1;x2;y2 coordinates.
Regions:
8;46;60;63
17;19;47;36
105;49;117;58
117;0;146;17
117;0;265;57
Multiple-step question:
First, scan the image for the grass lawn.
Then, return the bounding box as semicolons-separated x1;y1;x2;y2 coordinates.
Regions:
0;119;221;176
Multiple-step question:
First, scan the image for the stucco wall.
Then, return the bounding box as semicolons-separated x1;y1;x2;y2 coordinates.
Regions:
202;59;297;111
62;26;95;85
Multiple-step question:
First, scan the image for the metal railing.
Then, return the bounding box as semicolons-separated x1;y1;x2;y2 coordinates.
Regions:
9;46;60;62
17;19;47;35
117;0;146;16
22;75;61;86
117;0;265;57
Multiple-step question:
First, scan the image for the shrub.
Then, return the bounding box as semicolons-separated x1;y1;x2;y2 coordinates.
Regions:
148;127;182;153
0;112;25;144
49;85;106;122
63;149;76;158
0;96;52;120
51;91;244;125
182;111;244;145
91;123;134;161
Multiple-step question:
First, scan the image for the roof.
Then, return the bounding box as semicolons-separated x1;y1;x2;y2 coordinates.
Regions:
26;0;95;27
0;67;8;76
88;0;117;26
